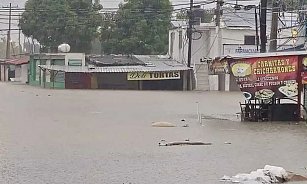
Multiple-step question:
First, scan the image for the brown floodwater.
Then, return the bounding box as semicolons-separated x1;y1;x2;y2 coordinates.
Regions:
0;83;307;184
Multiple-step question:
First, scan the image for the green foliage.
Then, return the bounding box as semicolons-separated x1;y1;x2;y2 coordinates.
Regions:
175;9;213;23
100;0;172;55
176;10;188;20
20;0;102;53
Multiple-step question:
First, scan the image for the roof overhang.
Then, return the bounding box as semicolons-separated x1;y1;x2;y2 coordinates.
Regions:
219;50;307;60
38;65;191;73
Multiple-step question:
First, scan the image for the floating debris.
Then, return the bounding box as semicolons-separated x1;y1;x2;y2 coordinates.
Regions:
152;122;176;127
287;172;307;182
182;124;189;127
159;140;212;146
220;165;307;183
224;142;232;145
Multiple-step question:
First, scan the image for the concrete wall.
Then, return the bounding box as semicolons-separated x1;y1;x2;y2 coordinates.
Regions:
13;64;28;83
209;75;218;91
64;53;86;66
15;66;21;78
0;65;9;81
169;26;256;65
169;28;187;64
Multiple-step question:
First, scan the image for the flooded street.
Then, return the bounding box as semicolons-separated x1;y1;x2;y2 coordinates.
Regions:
0;83;307;184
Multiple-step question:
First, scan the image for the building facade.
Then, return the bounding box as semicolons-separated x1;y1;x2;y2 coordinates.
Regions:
169;9;302;91
33;55;192;90
29;53;86;89
0;57;29;83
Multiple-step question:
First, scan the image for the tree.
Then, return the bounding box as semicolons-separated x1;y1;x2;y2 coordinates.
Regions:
19;0;102;53
100;0;172;55
175;9;214;23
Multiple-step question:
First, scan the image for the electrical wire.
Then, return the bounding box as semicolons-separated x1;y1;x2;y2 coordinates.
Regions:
222;8;256;27
0;1;216;12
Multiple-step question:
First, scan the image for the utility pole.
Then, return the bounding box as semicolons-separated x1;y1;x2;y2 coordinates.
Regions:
260;0;267;53
6;3;12;59
215;0;222;57
187;0;193;68
269;0;279;52
216;0;221;27
19;14;22;57
255;6;259;51
2;3;19;58
186;0;193;90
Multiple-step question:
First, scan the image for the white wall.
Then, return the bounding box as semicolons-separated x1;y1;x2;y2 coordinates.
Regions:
191;29;211;65
169;28;187;64
15;66;21;78
64;53;86;66
0;65;9;81
21;64;28;83
169;26;256;65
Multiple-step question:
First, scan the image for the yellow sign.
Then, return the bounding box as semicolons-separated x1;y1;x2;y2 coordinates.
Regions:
292;28;298;37
127;71;180;80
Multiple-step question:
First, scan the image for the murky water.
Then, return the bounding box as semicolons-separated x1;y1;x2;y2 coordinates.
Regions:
0;83;307;184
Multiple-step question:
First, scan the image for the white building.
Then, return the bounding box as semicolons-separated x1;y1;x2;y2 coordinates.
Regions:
0;56;29;83
169;8;302;91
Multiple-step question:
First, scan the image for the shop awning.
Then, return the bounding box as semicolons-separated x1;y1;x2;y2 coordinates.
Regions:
38;64;191;73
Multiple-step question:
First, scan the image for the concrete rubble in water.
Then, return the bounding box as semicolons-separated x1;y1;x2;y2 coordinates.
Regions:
220;165;307;183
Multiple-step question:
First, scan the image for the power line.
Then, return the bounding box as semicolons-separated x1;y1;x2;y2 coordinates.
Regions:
223;8;256;26
0;13;21;17
0;21;18;25
0;1;216;13
0;29;20;31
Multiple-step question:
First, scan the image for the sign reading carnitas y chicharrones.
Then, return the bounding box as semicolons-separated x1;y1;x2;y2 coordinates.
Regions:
127;71;181;80
229;55;299;100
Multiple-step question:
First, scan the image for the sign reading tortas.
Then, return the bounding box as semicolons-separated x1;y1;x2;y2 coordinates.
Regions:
229;56;298;100
127;71;180;80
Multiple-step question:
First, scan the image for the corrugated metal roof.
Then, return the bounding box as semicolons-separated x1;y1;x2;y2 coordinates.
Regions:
89;55;144;66
39;64;190;73
39;55;190;73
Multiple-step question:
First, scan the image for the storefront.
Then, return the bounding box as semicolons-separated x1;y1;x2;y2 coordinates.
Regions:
220;51;307;122
38;65;192;91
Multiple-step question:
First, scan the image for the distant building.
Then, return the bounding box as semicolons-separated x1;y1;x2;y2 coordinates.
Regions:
0;56;29;83
169;9;302;91
24;41;40;54
29;53;86;88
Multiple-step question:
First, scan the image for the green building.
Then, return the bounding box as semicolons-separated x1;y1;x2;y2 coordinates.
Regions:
29;53;85;89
